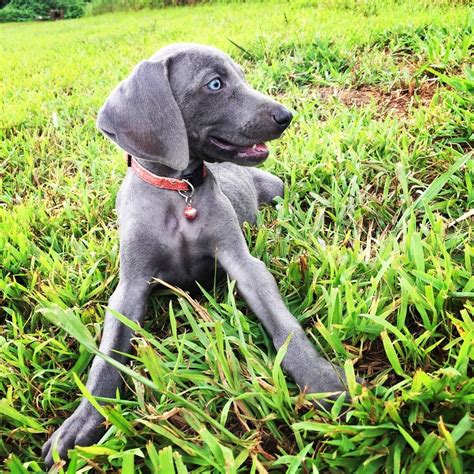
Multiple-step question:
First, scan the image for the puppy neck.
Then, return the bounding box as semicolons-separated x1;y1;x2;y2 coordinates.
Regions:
133;155;204;179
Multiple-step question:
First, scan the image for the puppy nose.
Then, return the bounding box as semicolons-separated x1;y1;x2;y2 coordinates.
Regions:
272;106;293;128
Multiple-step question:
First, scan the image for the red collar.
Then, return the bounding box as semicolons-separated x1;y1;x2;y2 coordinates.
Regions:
127;154;207;192
125;154;206;220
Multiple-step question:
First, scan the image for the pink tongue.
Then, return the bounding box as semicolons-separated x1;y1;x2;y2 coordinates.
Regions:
242;143;268;153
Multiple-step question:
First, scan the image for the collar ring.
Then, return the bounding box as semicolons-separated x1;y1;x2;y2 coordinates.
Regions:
178;179;195;203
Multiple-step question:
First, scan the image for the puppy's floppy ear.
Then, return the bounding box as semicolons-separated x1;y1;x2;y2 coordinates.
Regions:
97;58;189;171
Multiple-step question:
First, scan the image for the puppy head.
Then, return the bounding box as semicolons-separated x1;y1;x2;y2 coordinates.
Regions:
97;43;292;170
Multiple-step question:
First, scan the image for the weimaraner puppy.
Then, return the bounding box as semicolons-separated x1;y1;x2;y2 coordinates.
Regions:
43;43;347;466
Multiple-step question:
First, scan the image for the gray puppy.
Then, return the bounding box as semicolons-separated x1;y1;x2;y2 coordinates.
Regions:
42;43;347;467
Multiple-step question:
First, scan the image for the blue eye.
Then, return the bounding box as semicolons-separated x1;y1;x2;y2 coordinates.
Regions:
207;78;222;91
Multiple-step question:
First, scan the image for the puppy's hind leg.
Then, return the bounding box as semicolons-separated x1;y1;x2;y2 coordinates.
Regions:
249;168;285;206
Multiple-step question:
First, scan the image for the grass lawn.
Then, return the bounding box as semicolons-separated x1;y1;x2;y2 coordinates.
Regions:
1;0;473;472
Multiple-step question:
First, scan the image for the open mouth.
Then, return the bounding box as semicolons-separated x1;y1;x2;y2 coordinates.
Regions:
210;136;269;160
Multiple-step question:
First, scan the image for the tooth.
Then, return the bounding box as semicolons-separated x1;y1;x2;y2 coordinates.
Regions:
252;144;257;149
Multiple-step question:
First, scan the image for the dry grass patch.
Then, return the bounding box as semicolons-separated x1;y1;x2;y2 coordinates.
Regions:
316;80;439;118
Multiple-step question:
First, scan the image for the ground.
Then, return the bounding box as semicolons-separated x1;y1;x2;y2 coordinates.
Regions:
0;0;473;472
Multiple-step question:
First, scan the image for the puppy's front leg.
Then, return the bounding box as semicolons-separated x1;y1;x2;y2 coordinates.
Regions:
218;238;347;401
42;280;150;467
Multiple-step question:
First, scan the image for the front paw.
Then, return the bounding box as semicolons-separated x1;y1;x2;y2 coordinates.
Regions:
305;359;364;410
42;408;105;469
311;360;348;393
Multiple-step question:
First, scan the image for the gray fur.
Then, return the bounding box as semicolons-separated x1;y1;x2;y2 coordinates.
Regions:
42;43;347;467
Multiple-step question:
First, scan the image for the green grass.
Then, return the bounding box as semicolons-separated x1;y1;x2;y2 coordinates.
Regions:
1;0;473;472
